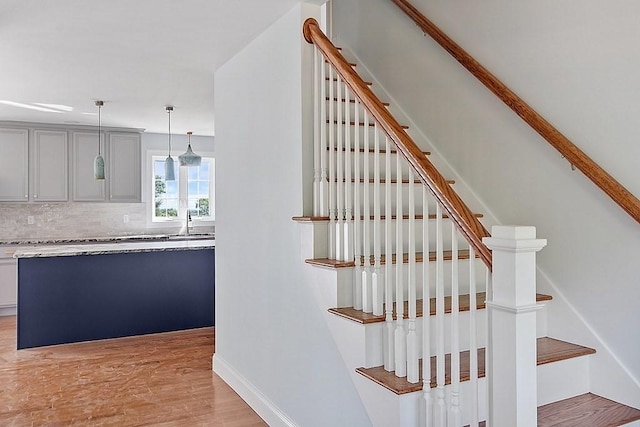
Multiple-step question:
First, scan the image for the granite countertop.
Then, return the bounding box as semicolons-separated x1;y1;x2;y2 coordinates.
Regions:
0;233;214;246
13;239;215;259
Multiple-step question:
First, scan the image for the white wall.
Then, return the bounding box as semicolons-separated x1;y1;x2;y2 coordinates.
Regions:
213;3;371;426
333;0;640;400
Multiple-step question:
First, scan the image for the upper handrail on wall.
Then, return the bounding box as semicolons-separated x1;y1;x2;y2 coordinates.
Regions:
303;18;492;269
391;0;640;225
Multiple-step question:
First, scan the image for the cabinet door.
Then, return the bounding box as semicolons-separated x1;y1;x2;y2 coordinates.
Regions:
0;128;29;202
108;133;141;202
0;257;17;309
32;130;68;201
72;131;106;201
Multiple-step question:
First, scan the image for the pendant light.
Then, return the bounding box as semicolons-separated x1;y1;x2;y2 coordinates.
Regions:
164;106;176;181
94;100;105;180
178;131;201;167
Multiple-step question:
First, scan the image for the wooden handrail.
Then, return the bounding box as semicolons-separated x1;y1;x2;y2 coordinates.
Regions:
303;18;492;269
391;0;640;225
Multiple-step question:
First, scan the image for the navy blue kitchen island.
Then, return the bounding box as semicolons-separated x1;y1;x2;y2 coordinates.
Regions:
14;240;214;349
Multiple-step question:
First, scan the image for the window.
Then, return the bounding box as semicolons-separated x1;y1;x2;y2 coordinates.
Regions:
152;155;215;223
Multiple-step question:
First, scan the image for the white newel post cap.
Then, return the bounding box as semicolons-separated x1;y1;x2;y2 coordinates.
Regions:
482;225;547;253
483;225;547;308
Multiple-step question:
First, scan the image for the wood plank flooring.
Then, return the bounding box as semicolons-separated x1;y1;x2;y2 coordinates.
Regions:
0;316;266;426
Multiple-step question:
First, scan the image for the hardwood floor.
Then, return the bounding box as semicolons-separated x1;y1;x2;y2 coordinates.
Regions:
0;316;266;426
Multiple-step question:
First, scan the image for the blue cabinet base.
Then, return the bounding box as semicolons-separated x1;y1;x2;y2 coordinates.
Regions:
17;249;214;349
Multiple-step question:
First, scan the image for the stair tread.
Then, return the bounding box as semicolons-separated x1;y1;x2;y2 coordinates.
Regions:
327;119;410;129
327;146;429;155
326;77;372;85
537;393;640;427
334;178;454;184
326;97;389;106
356;337;595;395
329;292;552;324
293;213;482;223
306;249;477;269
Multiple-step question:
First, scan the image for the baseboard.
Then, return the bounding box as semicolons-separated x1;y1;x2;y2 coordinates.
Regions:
213;354;298;427
0;305;16;316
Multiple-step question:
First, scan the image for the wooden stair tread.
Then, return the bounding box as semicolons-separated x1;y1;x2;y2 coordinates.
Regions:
306;249;478;269
335;178;455;184
326;97;389;106
327;120;409;129
536;337;595;365
327;146;429;155
326;77;372;85
537;393;640;427
356;337;594;395
293;213;482;223
329;293;552;324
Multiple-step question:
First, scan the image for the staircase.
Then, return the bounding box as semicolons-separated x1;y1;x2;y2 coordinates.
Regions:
297;17;640;427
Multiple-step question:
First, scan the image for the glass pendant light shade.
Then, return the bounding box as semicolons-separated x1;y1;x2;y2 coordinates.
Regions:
94;155;105;180
179;131;201;167
164;156;175;181
94;100;105;180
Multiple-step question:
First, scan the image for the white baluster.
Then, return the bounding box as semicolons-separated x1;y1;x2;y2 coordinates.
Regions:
327;67;336;260
384;136;394;371
469;247;479;427
352;97;363;310
336;77;345;261
394;154;406;377
422;186;433;426
344;87;353;262
372;123;383;316
407;169;418;383
319;52;328;217
435;204;446;425
312;47;320;216
449;227;461;426
362;110;373;313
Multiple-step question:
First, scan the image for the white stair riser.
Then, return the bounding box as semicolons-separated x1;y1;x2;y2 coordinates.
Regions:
537;356;590;406
348;219;473;254
327;151;429;179
363;306;548;367
352;259;488;304
358;353;591;427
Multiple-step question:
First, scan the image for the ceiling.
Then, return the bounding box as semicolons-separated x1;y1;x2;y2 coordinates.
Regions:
0;0;307;136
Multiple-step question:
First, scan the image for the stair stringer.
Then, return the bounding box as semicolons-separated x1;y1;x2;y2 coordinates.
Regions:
537;269;640;410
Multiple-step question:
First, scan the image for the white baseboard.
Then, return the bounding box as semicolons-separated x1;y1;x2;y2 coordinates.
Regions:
0;305;16;316
212;354;298;427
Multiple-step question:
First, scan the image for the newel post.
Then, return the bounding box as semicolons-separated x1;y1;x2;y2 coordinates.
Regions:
483;226;547;427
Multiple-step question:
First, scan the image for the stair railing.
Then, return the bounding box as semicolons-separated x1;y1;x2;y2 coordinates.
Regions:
304;17;491;426
390;0;640;225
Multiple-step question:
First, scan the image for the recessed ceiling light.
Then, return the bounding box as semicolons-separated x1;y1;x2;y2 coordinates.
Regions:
0;100;63;113
33;103;74;112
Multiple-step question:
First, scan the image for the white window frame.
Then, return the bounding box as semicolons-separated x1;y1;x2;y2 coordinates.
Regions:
146;150;215;229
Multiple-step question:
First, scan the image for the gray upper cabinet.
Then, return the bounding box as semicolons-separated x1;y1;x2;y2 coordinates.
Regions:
71;131;106;201
0;123;142;204
32;130;68;202
0;128;29;202
108;133;141;202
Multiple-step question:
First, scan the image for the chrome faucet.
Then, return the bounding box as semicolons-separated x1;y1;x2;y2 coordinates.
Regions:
186;211;192;235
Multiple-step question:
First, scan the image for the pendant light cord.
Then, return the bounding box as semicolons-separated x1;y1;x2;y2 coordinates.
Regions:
98;104;102;156
168;109;172;154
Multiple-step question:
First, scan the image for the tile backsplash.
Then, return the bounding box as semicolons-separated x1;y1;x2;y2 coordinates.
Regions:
0;203;210;240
